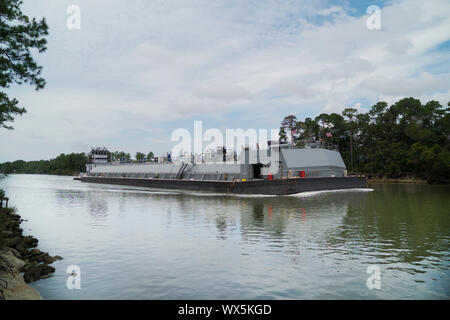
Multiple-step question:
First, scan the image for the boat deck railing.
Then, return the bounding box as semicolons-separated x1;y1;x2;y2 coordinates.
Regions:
290;141;339;151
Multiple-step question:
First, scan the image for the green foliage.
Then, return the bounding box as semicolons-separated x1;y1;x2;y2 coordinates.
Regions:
279;115;297;143
111;151;131;162
281;98;450;183
0;0;49;129
278;126;287;142
0;189;12;248
135;152;145;162
0;206;5;248
0;206;16;249
146;151;154;161
0;153;87;175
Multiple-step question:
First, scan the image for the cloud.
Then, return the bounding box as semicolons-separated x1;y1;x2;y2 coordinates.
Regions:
1;0;449;161
318;6;344;16
193;84;253;102
385;39;413;54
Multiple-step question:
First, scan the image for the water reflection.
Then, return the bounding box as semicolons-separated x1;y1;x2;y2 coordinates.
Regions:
51;181;448;274
86;192;108;222
326;184;450;273
55;189;85;206
0;175;448;299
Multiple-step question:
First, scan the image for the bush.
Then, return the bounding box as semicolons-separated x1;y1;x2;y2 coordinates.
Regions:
0;189;9;248
0;207;5;249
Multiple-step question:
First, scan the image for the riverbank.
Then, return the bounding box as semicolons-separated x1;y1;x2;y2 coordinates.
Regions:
367;177;429;184
0;205;62;300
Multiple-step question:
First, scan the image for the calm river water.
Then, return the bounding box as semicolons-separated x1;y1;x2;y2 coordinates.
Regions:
0;174;448;299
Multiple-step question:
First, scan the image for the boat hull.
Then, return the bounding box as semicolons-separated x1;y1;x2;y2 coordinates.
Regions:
80;176;367;195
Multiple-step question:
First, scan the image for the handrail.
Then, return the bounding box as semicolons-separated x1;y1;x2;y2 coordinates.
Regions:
291;141;339;151
175;162;189;179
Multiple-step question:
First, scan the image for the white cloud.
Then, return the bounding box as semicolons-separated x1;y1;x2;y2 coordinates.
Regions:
318;6;344;16
1;0;449;161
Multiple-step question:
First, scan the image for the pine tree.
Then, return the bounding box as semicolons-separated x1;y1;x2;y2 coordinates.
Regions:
0;0;48;129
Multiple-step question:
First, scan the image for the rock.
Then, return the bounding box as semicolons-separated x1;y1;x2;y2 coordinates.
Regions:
0;250;26;270
6;220;20;230
29;249;41;256
0;251;41;300
10;213;21;220
28;253;43;262
19;263;29;273
23;264;55;283
0;272;42;300
19;261;37;273
1;208;60;298
1;230;13;237
7;247;21;259
23;236;38;248
42;256;56;264
14;241;27;255
5;236;19;248
29;252;57;264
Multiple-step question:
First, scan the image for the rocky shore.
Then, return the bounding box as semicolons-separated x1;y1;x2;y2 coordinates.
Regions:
0;206;62;300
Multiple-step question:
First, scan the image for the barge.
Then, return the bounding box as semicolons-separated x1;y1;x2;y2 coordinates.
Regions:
80;142;367;195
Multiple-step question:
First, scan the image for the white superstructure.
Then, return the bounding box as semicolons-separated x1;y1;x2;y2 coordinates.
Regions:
85;141;347;181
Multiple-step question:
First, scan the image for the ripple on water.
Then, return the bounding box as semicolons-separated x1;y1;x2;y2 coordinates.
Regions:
0;174;448;299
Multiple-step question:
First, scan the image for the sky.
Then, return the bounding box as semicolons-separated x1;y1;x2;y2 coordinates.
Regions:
1;0;449;162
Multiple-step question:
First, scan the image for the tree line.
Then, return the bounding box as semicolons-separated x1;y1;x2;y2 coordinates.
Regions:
0;153;87;175
0;150;158;176
0;150;158;175
279;97;450;183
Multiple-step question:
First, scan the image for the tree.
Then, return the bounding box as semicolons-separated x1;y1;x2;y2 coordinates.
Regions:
281;115;297;144
279;98;450;183
146;151;154;161
111;151;130;162
0;153;87;175
0;0;49;129
315;113;330;132
135;152;145;162
279;126;287;143
301;117;320;142
342;108;358;170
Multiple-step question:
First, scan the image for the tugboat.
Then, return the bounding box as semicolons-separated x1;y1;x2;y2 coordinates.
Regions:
79;141;367;195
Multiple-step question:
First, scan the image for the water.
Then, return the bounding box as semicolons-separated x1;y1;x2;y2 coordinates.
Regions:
0;174;449;299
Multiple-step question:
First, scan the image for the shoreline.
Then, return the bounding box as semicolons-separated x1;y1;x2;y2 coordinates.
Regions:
0;205;62;300
367;177;429;184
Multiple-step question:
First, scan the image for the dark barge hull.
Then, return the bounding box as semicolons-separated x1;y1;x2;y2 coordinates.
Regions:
80;176;367;195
